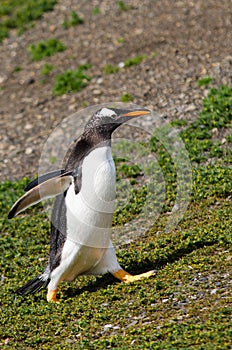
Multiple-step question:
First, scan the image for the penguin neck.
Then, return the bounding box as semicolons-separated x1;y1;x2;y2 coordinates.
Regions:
83;126;113;147
65;129;112;172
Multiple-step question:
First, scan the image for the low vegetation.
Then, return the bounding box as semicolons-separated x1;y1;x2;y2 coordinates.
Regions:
117;0;131;11
52;64;91;96
41;63;54;75
104;54;149;75
197;76;214;87
0;0;57;43
92;7;101;16
104;64;120;75
62;11;84;29
124;55;148;67
28;38;66;61
1;84;231;348
120;93;134;102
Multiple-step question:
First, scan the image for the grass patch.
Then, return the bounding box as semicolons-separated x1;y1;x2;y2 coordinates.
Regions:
116;37;125;44
62;11;84;29
197;76;214;87
0;0;57;43
28;38;66;61
104;55;149;75
117;0;131;11
41;63;54;75
1;84;231;348
124;55;148;67
52;64;91;96
120;93;134;102
13;66;22;72
92;7;101;16
180;84;232;163
104;64;120;75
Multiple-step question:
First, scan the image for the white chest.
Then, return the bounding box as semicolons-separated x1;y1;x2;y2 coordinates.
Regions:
65;146;116;248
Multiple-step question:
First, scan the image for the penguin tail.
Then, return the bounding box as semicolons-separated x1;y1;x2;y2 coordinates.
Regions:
16;271;50;295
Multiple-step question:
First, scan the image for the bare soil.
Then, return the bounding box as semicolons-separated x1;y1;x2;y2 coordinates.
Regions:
0;0;231;181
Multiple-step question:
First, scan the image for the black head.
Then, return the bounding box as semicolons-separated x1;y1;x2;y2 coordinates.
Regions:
65;107;151;172
84;107;151;139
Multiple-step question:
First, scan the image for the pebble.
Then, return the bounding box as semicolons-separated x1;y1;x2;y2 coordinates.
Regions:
93;89;101;95
0;1;231;191
162;298;169;303
210;288;218;295
25;123;33;130
0;75;7;84
25;147;33;155
185;104;196;112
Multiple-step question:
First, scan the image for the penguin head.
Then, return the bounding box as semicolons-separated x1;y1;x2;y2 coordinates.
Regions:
84;107;151;138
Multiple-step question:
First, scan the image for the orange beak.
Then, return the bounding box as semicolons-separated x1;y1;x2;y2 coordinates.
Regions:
122;110;151;118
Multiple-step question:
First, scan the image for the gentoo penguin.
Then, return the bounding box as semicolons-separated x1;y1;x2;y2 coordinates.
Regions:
8;107;155;302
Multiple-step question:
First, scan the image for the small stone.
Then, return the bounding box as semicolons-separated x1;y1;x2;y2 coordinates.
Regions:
210;288;218;295
126;320;138;328
25;147;33;155
103;324;113;332
25;123;33;130
68;104;76;111
0;75;7;84
49;25;56;33
26;78;35;85
97;78;103;84
212;127;218;135
185;104;196;112
93;89;101;95
162;298;169;303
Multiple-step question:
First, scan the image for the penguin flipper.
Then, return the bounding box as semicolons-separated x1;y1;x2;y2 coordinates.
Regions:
8;174;73;219
25;169;65;191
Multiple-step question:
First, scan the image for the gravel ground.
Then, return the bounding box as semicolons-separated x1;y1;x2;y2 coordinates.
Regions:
0;0;231;181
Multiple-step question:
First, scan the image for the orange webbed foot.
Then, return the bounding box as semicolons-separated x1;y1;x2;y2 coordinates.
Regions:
113;269;156;283
47;289;59;303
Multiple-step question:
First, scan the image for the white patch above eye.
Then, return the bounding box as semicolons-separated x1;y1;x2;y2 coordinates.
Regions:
98;108;116;117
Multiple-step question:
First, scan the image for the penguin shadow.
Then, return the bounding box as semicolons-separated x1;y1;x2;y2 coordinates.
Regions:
64;274;117;300
63;259;158;300
63;239;216;300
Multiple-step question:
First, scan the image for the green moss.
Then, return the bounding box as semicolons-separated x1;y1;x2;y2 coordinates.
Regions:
104;54;149;75
13;66;22;72
180;85;232;163
1;84;232;348
120;93;134;102
92;7;101;16
104;64;119;75
117;0;131;11
116;37;125;44
41;63;54;75
124;55;148;67
52;64;91;96
0;0;57;43
28;38;66;61
62;11;84;29
197;76;214;87
171;119;188;127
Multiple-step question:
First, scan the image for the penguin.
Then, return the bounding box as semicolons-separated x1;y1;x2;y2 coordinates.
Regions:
8;107;155;302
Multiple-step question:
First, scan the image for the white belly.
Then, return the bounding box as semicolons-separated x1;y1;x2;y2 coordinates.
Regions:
61;146;116;279
65;146;116;248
